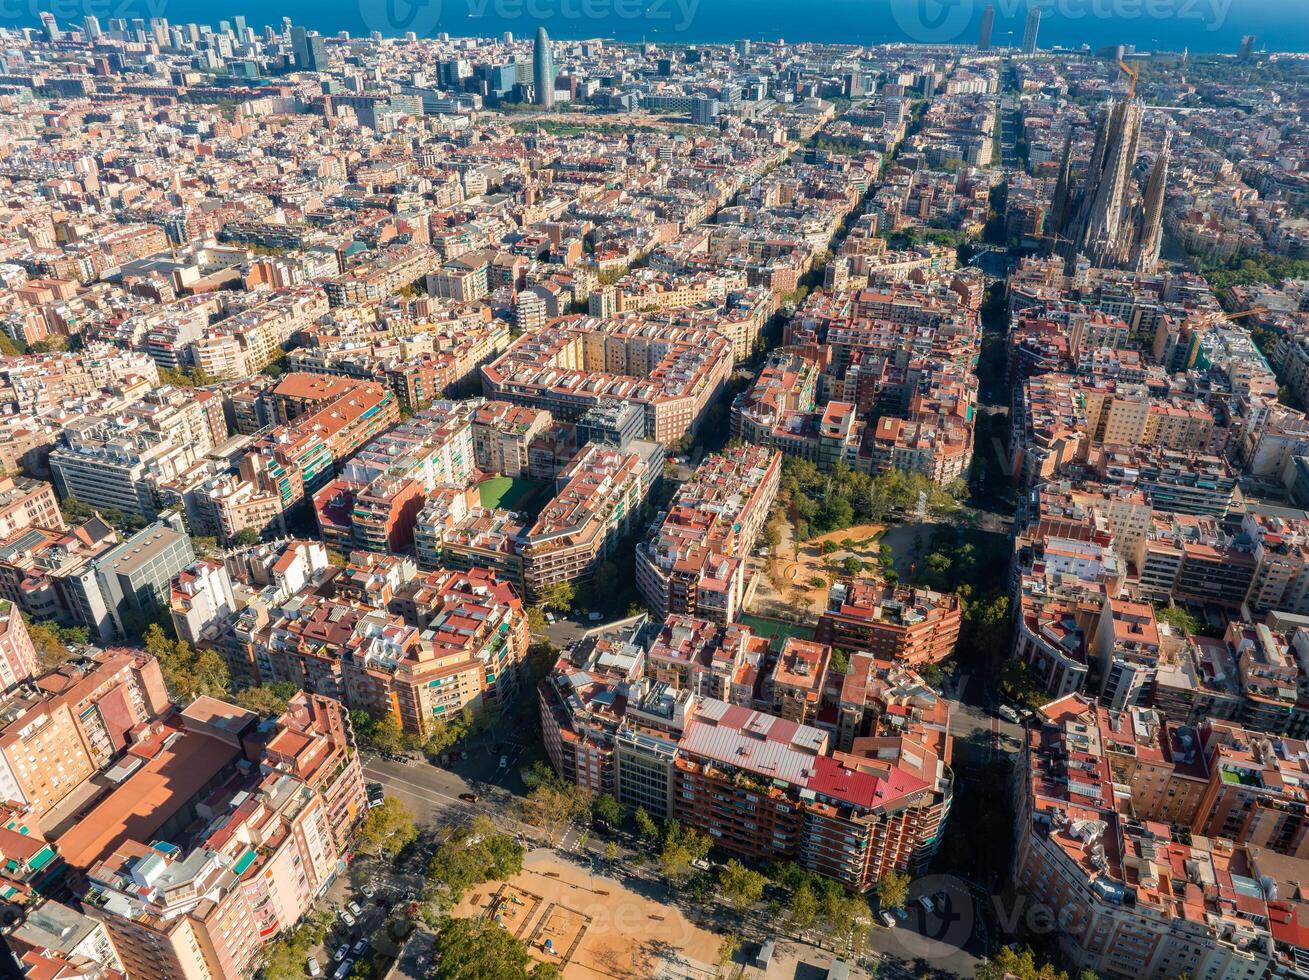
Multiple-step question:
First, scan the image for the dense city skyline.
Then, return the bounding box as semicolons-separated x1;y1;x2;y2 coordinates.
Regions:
0;8;1307;980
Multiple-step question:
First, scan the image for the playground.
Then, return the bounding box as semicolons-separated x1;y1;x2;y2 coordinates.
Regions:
485;883;542;938
454;850;721;978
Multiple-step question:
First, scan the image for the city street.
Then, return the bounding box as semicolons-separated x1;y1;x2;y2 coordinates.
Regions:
361;744;538;836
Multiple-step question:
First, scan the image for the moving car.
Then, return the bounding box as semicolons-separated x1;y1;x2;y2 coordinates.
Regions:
499;754;509;768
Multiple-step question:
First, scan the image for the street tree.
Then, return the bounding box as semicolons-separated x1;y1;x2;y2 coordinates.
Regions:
591;793;623;829
657;821;711;885
357;796;418;858
718;859;767;912
876;870;911;911
427;917;559;980
634;806;658;841
789;883;818;931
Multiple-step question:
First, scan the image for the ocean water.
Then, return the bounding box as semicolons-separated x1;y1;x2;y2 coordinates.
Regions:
4;0;1306;55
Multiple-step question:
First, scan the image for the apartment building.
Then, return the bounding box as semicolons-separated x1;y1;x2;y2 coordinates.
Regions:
0;602;37;693
816;579;962;666
426;503;526;586
169;560;238;648
0;690;95;820
538;618;952;892
6;900;126;974
0;650;167;823
0;477;63;540
313;400;477;550
635;446;781;624
49;417;199;520
762;637;830;723
1015;699;1277;980
481;317;734;444
245;564;529;738
672;701;951;891
261;692;368;855
472;401;552;477
2;690;361;978
1244;509;1309;616
253;374;399;509
84;842;263;980
343;567;530;736
834;651;951;754
520;441;661;600
646;614;770;705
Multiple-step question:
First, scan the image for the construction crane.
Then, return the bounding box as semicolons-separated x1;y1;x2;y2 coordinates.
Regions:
1033;231;1076;247
1203;306;1267;324
1118;58;1139;98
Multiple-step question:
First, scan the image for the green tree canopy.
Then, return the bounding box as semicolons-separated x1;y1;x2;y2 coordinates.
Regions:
427;916;560;979
876;870;911;911
232;682;298;719
427;815;525;907
717;859;767;912
357;796;418;858
144;623;229;701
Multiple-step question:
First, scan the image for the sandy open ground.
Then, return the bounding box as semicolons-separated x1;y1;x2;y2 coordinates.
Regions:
751;522;886;619
454;850;722;979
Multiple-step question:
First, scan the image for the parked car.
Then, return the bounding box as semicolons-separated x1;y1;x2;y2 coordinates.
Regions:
339;909;355;928
334;946;348;962
880;911;897;928
459;792;480;803
499;754;509;768
918;895;935;915
307;956;322;978
333;959;353;980
998;705;1021;724
587;612;603;622
346;901;362;918
361;884;375;900
352;940;369;958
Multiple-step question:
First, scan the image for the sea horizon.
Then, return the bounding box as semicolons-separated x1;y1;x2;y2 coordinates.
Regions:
3;0;1307;54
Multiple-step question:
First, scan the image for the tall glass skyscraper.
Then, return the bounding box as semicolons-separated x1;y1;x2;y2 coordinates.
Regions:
533;27;555;108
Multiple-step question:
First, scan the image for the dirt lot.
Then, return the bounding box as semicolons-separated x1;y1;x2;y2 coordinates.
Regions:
750;523;886;620
454;851;722;979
